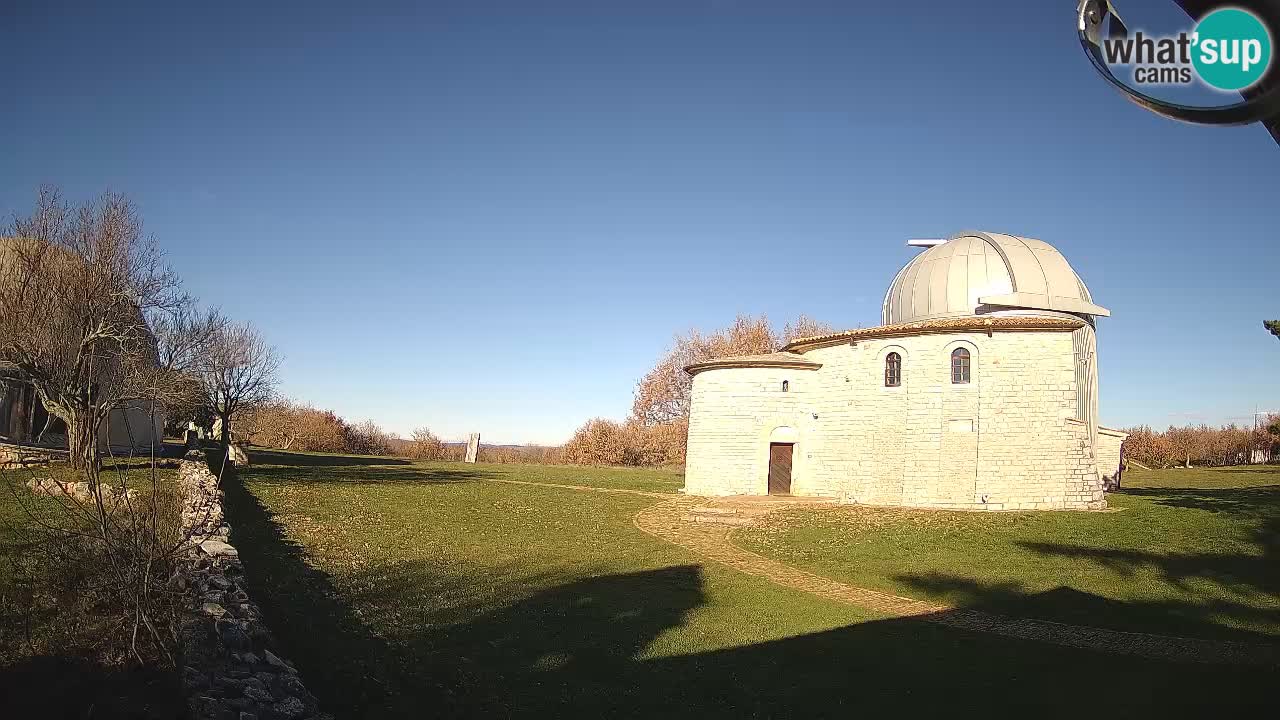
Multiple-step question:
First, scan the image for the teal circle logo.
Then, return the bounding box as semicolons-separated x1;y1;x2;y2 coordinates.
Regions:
1191;7;1273;91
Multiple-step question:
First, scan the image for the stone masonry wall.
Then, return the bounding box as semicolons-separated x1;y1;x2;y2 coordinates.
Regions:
1096;426;1127;483
685;367;812;496
176;451;329;720
684;329;1106;510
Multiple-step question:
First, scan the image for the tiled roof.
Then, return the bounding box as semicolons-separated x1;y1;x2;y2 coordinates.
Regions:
781;315;1085;353
685;352;822;376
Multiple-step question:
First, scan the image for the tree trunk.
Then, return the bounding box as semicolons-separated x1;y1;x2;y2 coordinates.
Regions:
65;412;101;483
219;411;231;447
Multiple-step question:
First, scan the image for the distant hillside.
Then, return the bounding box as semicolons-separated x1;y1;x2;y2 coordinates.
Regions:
384;437;556;454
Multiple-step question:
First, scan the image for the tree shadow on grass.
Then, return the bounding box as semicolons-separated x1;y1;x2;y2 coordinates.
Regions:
223;474;1278;719
992;483;1280;641
0;656;181;720
1118;484;1280;519
897;570;1280;646
246;449;414;468
241;448;495;486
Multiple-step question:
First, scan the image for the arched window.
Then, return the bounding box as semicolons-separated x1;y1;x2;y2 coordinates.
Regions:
781;380;789;392
951;347;971;384
884;352;901;387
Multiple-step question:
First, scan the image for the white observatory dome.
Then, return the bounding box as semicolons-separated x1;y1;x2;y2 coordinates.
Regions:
881;231;1109;325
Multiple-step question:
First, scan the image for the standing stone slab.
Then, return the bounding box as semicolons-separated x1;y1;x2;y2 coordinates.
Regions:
464;433;480;464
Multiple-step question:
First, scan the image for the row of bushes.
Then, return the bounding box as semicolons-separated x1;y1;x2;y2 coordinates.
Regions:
1122;418;1280;469
236;405;606;464
560;418;687;467
239;402;1280;473
236;401;397;456
401;421;686;467
400;427;563;464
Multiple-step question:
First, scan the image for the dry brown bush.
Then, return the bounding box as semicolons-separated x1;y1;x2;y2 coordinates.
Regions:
408;427;446;460
437;443;467;462
563;418;630;466
238;400;349;453
622;418;688;466
389;435;565;465
344;420;395;456
559;417;686;467
477;445;564;464
1122;418;1278;468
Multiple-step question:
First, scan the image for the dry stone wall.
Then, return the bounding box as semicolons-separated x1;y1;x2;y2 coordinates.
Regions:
176;450;329;720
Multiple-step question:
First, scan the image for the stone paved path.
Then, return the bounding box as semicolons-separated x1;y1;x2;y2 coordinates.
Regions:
486;478;1279;666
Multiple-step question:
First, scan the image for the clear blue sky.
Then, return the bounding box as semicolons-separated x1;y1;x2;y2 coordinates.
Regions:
3;1;1277;444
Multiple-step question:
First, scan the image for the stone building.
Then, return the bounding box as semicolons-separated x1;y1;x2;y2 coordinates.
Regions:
0;235;167;458
683;231;1126;510
0;364;165;457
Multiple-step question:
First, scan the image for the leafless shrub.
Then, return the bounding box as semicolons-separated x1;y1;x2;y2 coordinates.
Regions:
563;418;630;466
1;456;198;670
1123;418;1278;468
781;314;835;344
238;400;349;453
408;427;445;460
622;418;688;466
559;418;684;467
436;443;467;462
477;444;564;465
344;420;395;456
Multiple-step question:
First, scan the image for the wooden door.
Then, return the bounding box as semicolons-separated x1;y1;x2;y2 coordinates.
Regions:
768;443;793;495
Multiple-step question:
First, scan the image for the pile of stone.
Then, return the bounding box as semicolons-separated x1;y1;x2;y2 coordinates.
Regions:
176;450;328;720
26;476;137;503
0;443;63;469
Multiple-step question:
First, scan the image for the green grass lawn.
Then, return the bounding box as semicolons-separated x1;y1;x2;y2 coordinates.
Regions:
245;447;686;494
232;450;1276;718
0;457;185;719
735;465;1280;644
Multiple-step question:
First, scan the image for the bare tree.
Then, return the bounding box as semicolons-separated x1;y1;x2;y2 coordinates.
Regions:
199;321;280;446
0;187;185;476
151;305;228;429
782;314;835;343
153;305;226;374
631;314;832;426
